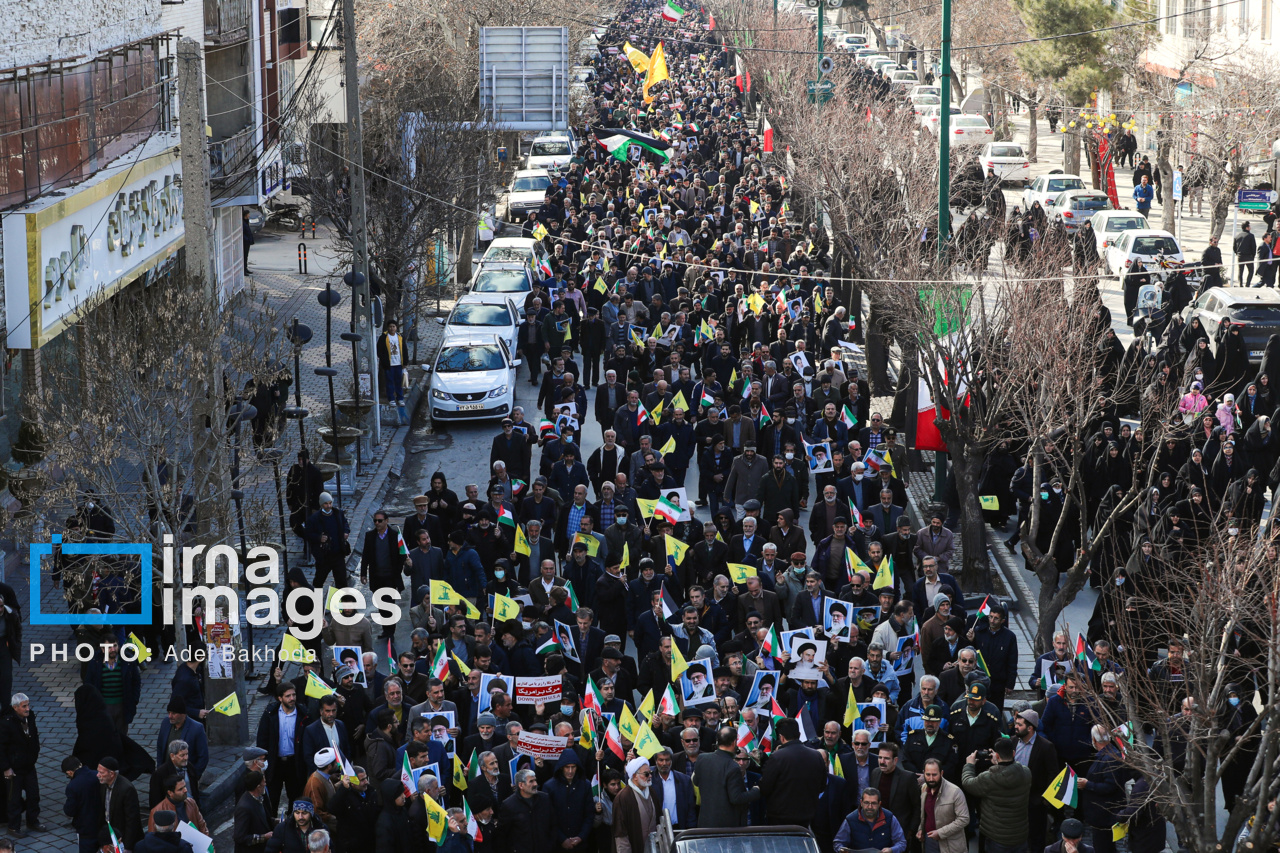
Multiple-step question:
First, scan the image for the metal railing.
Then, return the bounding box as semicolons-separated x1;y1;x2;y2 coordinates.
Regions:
210;125;256;182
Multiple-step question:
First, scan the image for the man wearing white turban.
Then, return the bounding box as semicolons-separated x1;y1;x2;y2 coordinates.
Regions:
614;757;656;853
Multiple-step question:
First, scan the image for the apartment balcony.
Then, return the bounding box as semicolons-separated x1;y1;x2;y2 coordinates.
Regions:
210;125;257;202
205;0;250;44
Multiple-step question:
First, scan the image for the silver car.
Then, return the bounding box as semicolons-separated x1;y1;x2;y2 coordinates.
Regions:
426;336;520;423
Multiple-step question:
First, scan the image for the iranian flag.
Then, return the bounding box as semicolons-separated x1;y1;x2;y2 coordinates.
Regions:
654;496;681;525
758;717;774;753
762;116;774;154
387;638;398;675
427;641;449;680
658;683;681;717
583;677;605;712
661;0;686;20
736;722;756;750
916;377;948;453
760;624;781;656
463;797;483;841
401;752;415;797
594;128;673;164
848;499;863;528
396;530;409;556
605;716;626;759
635;401;650;426
840;405;858;429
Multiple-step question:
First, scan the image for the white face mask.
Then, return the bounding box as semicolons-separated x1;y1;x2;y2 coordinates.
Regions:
785;452;794;460
854;474;863;482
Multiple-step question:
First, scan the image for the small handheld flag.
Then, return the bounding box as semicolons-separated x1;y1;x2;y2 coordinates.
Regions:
212;692;241;716
671;640;690;681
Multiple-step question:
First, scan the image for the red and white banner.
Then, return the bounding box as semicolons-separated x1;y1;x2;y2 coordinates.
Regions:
516;731;572;760
763;117;774;154
514;675;563;705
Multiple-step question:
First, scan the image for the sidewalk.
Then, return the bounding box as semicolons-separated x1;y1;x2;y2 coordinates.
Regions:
7;221;447;853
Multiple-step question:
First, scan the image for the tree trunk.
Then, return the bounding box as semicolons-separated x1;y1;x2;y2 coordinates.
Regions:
1065;131;1081;176
865;301;893;395
1027;95;1038;163
1158;116;1176;234
1209;186;1233;239
953;449;990;589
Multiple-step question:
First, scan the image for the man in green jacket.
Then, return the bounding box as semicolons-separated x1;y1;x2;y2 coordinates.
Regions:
959;737;1032;853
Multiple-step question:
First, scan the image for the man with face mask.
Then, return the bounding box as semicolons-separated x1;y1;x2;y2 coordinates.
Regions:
306;492;351;589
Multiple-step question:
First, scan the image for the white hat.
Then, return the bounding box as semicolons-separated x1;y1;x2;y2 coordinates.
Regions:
319;492;334;504
625;757;650;779
313;748;337;769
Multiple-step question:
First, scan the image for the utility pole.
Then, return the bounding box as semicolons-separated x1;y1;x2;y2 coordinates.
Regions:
341;0;379;443
933;0;952;501
177;36;245;746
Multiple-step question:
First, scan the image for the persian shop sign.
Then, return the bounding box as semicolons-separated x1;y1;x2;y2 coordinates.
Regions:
3;149;185;349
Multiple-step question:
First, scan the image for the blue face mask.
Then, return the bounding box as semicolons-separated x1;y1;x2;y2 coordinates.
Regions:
560;705;575;716
495;570;506;580
1229;696;1240;706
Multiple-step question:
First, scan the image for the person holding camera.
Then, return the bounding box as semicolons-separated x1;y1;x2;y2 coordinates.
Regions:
959;737;1032;853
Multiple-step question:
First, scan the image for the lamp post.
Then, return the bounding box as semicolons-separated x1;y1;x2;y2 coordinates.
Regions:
317;286;344;507
933;0;953;502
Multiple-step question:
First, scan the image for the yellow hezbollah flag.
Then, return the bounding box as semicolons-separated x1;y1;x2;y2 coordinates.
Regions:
619;704;643;743
671;640;690;681
671;390;690;412
452;652;472;677
453;754;468;791
659;436;676;454
666;536;689;566
422;793;449;844
127;632;151;663
493;593;522;621
621;543;631;569
633;722;664;758
727;563;754;584
281;632;314;663
636;689;655;722
532;223;549;241
304;670;331;700
514;525;532;556
574;533;601;557
432;581;482;620
213;692;241;716
979;495;1000;510
636;497;658;519
872;557;894;590
643;42;669;103
842;686;857;727
624;41;650;72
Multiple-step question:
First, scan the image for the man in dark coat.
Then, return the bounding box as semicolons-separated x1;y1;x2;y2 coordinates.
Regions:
544;750;594;849
491;419;533;484
692;728;761;828
306;493;351;589
98;757;144;852
868;742;917;843
497;768;554;853
1012;709;1060;853
968;605;1019;710
359;511;409;639
233;771;274;853
63;756;103;853
0;695;43;835
758;718;827;828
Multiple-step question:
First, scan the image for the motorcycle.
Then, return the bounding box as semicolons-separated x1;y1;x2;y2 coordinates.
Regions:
264;197;305;232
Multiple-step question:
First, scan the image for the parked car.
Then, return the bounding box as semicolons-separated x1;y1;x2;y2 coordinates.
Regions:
437;294;522;353
946;114;994;146
525;134;575;171
977;142;1030;184
1051;189;1112;232
1090;210;1148;254
888;69;920;94
1021;173;1086;211
839;33;870;49
469;263;534;296
504;169;551;223
920;103;961;134
1105;229;1184;283
909;84;941;100
425;336;520;422
1186;287;1280;360
910;93;941;116
483;236;552;278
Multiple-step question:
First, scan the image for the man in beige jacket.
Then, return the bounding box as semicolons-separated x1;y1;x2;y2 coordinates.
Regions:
917;758;970;853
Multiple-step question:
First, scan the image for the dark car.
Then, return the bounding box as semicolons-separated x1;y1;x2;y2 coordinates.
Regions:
1185;286;1280;360
658;824;821;853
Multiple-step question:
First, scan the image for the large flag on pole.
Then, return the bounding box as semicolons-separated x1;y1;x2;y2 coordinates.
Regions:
623;41;650;72
661;0;686;21
643;42;670;103
762;116;774;154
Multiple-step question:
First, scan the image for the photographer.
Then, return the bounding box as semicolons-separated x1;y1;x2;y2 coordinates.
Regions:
959;737;1031;853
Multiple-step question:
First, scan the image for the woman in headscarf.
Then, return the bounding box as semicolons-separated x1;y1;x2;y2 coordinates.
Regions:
1091;485;1132;588
1095;441;1133;500
1177;381;1210;425
1131;488;1163;547
1153;435;1188;478
1214;324;1251;398
1238;380;1270;432
425;472;461;533
73;683;124;773
1217;393;1241;435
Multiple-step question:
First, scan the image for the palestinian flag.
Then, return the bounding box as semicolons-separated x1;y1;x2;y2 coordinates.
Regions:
1075;633;1101;671
700;388;715;407
428;640;448;680
758;404;772;430
387;638;399;675
977;596;993;618
840;405;858;429
496;504;516;528
536;634;562;655
654;496;681;525
593;128;672;164
761;624;782;656
662;0;686;21
1043;765;1080;809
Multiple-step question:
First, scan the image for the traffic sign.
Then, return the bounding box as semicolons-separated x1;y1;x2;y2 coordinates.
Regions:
1237;188;1275;211
1172;170;1183;201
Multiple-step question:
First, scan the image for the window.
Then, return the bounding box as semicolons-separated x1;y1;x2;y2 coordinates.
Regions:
1167;0;1178;32
1240;0;1250;33
1263;0;1273;38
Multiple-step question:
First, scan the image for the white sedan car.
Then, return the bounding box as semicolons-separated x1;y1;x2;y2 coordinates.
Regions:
947;114;994;147
426;336;520;423
1090;210;1148;254
977;142;1030;184
909;93;940;117
438;294;521;354
1105;229;1184;283
1022;174;1086;212
920;104;961;134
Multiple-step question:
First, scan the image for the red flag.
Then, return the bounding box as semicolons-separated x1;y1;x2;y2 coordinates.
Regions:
708;12;716;29
763;116;774;154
